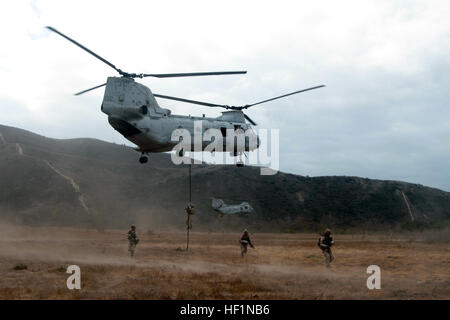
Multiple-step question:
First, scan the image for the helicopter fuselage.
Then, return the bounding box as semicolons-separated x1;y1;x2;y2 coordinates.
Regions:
46;26;324;165
211;198;254;215
101;77;259;155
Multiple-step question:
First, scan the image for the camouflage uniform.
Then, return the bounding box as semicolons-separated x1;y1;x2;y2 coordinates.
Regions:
127;226;139;257
318;230;334;267
240;230;254;257
185;204;195;230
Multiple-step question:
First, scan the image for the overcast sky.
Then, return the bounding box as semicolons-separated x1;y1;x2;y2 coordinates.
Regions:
0;0;449;191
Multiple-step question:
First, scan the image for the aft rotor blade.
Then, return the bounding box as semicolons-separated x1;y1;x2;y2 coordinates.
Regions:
46;26;122;75
244;113;257;126
74;83;106;96
143;71;246;78
153;94;225;108
245;85;325;108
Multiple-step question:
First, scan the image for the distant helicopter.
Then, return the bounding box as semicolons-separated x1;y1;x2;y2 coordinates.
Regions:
211;198;254;216
46;27;325;166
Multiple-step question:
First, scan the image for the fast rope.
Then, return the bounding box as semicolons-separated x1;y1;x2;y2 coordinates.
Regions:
186;161;192;251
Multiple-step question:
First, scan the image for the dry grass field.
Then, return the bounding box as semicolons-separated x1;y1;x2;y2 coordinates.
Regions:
0;224;448;299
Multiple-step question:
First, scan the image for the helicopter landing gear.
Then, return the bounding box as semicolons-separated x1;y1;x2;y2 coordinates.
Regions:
139;155;148;164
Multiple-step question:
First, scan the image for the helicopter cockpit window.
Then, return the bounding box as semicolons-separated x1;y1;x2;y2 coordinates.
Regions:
234;125;245;134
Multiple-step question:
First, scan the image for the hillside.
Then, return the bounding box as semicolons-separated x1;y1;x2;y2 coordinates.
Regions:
0;124;449;231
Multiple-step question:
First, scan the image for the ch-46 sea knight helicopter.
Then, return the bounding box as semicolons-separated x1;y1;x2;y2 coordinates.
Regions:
211;198;254;217
46;27;325;166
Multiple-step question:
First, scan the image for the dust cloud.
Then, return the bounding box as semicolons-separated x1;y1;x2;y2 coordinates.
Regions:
0;223;448;299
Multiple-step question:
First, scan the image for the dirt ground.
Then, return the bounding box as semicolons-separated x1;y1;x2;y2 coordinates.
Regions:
0;224;448;299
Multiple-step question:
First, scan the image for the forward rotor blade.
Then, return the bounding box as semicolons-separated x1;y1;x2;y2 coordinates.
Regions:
244;113;257;126
46;26;122;75
74;83;106;96
143;71;246;78
245;85;325;108
153;94;225;108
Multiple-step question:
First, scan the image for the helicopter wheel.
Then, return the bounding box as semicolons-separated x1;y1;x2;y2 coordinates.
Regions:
139;156;148;164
